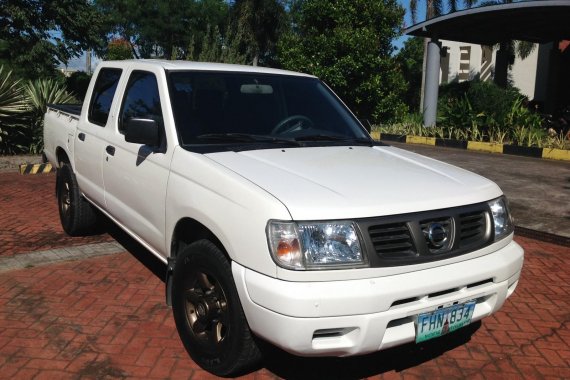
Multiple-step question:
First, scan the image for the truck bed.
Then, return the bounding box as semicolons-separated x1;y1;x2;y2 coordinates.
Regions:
47;104;82;117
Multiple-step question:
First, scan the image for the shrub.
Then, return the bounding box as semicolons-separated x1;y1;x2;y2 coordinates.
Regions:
0;66;29;154
22;79;77;153
439;80;524;128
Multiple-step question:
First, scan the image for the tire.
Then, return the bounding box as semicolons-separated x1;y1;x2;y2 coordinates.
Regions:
172;240;261;377
57;163;98;236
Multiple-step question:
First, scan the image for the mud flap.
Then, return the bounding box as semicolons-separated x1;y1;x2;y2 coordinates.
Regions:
165;256;176;307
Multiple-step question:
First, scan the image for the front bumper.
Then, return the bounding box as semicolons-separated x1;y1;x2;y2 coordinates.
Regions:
232;240;523;356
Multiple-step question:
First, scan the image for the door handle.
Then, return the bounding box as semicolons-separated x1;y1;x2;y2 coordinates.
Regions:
78;133;85;141
106;145;115;156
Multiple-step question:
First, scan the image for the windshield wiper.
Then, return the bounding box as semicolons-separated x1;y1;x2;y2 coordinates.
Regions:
294;135;374;145
196;133;302;146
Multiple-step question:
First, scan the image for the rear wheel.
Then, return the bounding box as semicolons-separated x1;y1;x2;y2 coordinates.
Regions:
172;240;261;377
57;163;97;236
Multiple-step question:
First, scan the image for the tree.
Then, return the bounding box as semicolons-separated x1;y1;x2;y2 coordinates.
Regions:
96;0;229;60
396;37;424;112
65;71;92;101
0;0;105;79
197;25;247;64
409;0;478;24
229;0;287;66
278;0;408;123
105;38;133;61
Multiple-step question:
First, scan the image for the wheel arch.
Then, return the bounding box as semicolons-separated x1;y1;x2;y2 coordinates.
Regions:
165;217;230;306
170;217;229;261
54;147;71;198
55;146;71;167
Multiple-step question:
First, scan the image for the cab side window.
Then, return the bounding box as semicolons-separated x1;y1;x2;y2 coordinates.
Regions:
119;71;163;134
88;68;122;126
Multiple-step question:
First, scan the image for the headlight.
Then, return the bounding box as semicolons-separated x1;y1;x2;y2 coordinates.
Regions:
488;197;513;240
267;221;366;270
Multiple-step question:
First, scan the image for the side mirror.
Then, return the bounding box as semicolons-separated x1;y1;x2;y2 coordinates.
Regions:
125;118;160;146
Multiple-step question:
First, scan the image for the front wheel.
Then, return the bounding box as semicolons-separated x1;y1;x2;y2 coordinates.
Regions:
172;240;261;377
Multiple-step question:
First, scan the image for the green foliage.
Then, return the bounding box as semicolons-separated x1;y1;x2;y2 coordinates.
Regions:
0;67;27;122
438;94;484;131
278;0;408;123
544;131;570;150
396;37;424;112
0;0;105;79
380;95;558;148
22;79;78;154
97;0;229;60
439;80;524;128
503;97;542;131
0;66;29;153
435;80;548;145
24;80;77;116
0;65;81;154
197;25;247;64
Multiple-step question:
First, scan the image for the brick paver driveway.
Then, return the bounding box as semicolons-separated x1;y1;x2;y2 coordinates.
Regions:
0;173;569;379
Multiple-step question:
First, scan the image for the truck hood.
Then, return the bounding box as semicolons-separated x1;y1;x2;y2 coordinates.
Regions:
205;145;503;220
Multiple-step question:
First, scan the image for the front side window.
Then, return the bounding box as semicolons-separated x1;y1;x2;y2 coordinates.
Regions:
88;68;122;126
119;71;163;134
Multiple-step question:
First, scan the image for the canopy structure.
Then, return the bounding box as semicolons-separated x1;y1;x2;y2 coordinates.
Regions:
404;0;570;126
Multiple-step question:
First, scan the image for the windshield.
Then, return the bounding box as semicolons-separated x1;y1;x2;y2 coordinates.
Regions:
167;71;370;150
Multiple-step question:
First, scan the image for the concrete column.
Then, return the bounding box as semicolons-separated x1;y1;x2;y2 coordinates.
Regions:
423;38;441;127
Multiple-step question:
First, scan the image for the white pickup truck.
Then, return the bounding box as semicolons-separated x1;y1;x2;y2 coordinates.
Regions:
44;60;523;376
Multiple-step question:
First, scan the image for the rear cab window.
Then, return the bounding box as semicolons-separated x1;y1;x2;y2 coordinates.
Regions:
88;68;122;126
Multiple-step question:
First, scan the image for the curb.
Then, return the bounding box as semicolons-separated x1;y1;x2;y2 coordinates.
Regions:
372;132;570;162
19;163;53;175
515;226;570;248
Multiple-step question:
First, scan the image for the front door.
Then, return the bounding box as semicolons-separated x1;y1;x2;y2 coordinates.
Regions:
100;69;172;255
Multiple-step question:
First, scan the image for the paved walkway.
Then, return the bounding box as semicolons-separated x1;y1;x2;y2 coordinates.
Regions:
0;173;114;257
0;236;567;379
0;153;569;379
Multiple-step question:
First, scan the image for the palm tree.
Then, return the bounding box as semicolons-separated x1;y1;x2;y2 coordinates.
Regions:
409;0;478;24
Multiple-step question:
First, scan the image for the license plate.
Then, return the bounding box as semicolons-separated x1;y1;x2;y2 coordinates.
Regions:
416;301;476;343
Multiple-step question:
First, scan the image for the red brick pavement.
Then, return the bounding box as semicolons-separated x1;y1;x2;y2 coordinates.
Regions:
0;173;113;257
0;236;568;379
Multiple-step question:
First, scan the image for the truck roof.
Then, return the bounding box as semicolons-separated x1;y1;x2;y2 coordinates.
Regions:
100;59;316;78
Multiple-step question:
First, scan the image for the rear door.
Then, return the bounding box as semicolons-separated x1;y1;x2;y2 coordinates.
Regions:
99;67;174;255
75;67;123;208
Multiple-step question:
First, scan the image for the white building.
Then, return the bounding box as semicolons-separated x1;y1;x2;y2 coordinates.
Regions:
439;40;568;114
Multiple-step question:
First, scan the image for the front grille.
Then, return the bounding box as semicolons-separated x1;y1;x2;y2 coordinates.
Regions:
358;202;492;267
459;211;487;246
369;222;416;259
